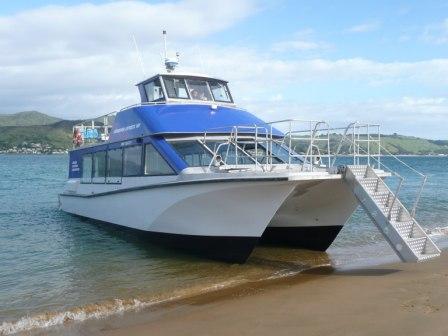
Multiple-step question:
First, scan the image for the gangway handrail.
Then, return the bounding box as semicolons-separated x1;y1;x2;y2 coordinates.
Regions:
334;129;427;219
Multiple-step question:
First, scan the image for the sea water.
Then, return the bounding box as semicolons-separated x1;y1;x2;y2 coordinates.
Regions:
0;155;447;334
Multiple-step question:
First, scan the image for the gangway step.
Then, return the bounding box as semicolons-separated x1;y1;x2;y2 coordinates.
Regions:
344;165;440;262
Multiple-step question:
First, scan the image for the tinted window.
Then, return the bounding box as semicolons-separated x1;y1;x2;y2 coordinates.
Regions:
93;151;106;180
107;148;123;179
144;78;164;101
170;141;213;167
163;77;189;99
205;141;254;165
186;79;212;101
82;154;92;183
209;81;232;102
144;144;175;175
238;143;282;164
271;141;303;164
123;145;142;176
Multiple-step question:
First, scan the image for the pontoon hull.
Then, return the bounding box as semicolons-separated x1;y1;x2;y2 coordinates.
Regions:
263;179;358;250
60;178;357;262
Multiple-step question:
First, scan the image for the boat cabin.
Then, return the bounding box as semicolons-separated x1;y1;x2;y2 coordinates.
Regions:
136;73;234;106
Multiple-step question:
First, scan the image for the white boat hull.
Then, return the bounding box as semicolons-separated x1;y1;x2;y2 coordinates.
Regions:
60;177;357;262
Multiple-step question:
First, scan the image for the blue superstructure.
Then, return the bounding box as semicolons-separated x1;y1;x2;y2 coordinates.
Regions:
109;104;282;141
69;73;287;179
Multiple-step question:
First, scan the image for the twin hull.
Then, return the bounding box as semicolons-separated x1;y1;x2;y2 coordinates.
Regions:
60;178;358;262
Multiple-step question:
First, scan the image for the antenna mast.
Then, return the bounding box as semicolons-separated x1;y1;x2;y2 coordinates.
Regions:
162;30;179;73
163;30;168;60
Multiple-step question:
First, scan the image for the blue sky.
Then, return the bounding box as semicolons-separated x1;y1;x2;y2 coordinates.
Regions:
0;0;447;138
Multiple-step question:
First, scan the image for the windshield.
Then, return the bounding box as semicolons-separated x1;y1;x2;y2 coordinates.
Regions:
163;77;189;99
186;79;213;101
161;76;233;103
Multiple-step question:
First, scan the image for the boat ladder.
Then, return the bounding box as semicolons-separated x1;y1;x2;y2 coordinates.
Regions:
344;165;441;262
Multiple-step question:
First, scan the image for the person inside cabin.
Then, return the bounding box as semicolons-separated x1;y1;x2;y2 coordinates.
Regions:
190;89;200;100
73;128;83;147
190;88;208;101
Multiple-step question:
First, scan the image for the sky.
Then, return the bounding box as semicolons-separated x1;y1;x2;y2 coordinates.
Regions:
0;0;447;138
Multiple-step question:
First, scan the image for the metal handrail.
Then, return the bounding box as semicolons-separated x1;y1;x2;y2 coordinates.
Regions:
388;177;404;220
201;119;330;172
336;129;427;220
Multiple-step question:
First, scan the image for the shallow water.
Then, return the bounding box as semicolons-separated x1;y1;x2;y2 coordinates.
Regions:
0;155;447;335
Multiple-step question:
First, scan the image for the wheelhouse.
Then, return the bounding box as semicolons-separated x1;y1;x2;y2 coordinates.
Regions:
136;73;234;106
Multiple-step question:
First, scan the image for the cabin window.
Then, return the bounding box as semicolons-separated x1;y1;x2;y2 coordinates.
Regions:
144;144;175;175
144;78;164;102
209;80;232;102
170;141;213;167
92;151;106;182
163;77;189;99
186;79;212;101
82;154;93;183
123;145;143;176
107;148;123;183
270;141;303;164
205;141;255;165
237;143;282;164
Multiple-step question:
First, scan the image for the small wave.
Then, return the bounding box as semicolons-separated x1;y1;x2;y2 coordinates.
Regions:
0;264;315;336
426;226;448;237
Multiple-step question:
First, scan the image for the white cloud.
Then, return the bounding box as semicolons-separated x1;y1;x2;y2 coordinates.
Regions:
346;21;381;33
241;96;448;139
423;18;448;45
0;0;256;118
0;2;447;138
271;29;330;52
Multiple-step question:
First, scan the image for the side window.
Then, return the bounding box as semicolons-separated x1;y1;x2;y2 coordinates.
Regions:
144;144;175;176
92;151;106;183
123;145;142;176
107;148;123;183
144;78;164;102
209;80;232;102
82;154;92;183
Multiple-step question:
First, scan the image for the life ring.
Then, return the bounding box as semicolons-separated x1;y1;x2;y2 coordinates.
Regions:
73;129;84;147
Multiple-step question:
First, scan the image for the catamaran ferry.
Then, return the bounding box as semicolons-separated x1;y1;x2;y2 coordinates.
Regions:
59;38;440;263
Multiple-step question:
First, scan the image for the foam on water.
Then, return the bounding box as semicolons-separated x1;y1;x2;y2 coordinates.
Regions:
0;258;328;335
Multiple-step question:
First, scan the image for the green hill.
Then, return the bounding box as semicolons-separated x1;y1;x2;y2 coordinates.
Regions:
380;134;448;155
0;111;61;126
0;111;447;155
0;120;79;150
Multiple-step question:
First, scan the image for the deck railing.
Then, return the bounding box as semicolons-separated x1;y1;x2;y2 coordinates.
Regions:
72;111;117;148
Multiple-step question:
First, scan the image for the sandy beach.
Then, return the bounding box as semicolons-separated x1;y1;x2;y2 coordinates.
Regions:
47;251;448;336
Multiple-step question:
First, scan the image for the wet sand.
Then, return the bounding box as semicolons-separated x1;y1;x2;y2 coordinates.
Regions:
52;251;448;336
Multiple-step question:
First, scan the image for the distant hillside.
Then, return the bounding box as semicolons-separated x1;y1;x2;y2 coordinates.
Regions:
0;111;61;126
0;120;80;150
0;111;447;155
319;134;448;156
381;134;448;155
